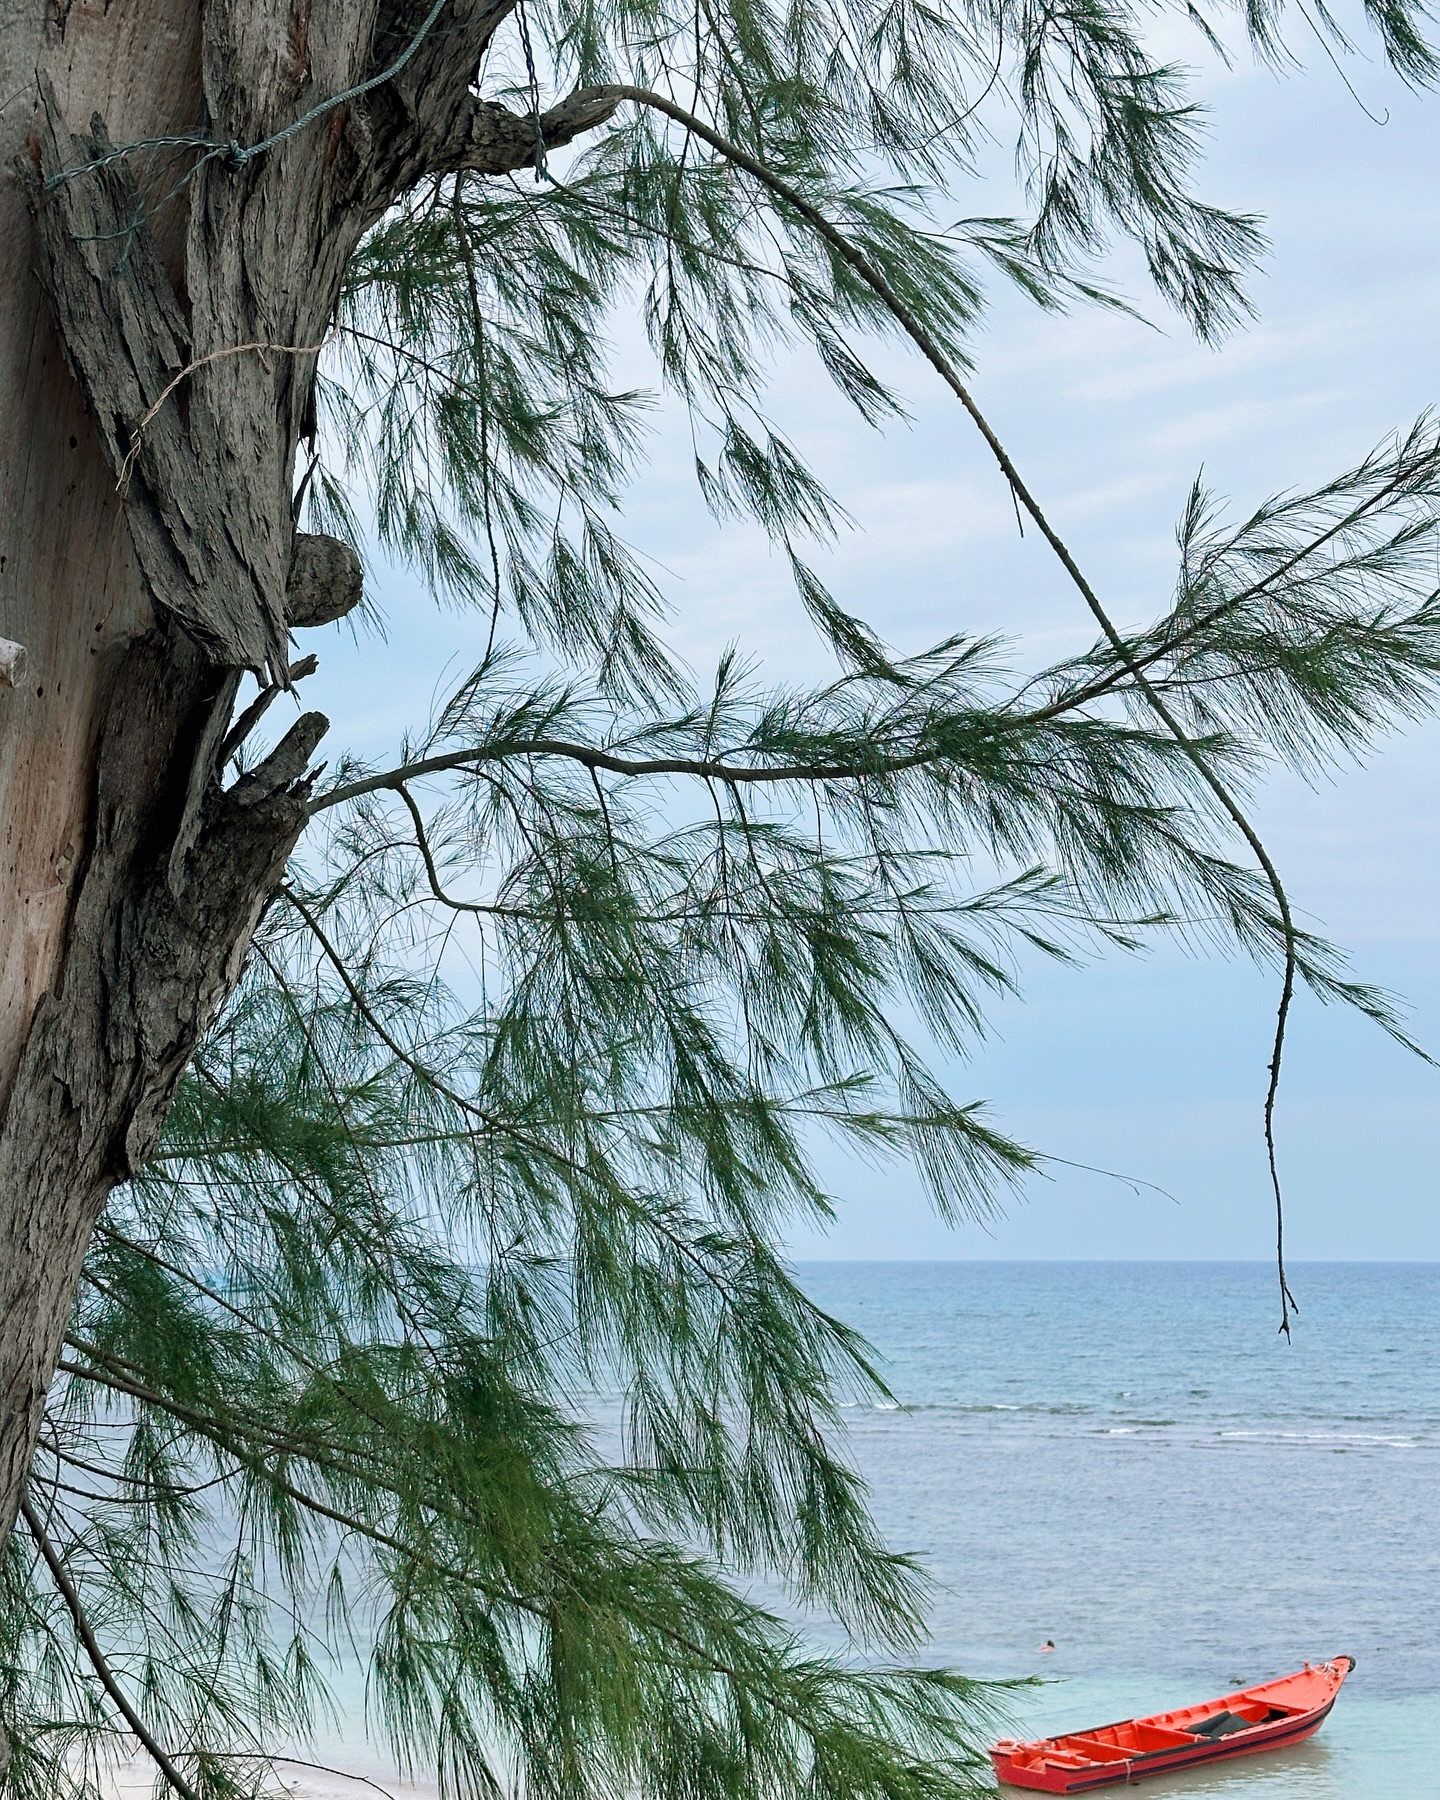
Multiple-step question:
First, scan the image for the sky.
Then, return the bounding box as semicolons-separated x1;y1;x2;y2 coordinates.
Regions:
292;11;1440;1261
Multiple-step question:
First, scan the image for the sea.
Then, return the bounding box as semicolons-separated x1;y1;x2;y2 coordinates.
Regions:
792;1261;1440;1798
266;1261;1438;1798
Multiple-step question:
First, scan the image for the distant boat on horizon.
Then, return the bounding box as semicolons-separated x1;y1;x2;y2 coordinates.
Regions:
991;1655;1355;1792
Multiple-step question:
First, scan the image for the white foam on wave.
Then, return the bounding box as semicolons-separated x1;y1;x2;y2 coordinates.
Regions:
1217;1428;1420;1448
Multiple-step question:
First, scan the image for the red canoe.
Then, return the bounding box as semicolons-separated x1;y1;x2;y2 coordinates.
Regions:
990;1656;1354;1792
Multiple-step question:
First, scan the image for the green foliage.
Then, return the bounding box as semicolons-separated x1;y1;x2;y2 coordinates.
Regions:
9;0;1440;1794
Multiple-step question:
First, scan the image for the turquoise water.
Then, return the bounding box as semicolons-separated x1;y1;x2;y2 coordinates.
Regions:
793;1262;1440;1795
301;1262;1438;1796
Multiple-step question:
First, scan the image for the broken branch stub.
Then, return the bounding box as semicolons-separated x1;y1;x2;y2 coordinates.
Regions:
0;639;28;689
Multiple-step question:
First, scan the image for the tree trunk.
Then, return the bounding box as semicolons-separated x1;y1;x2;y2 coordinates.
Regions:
0;0;617;1616
0;0;251;1552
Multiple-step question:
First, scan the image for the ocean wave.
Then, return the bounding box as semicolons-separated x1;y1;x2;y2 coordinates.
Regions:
844;1399;1096;1416
1217;1428;1422;1449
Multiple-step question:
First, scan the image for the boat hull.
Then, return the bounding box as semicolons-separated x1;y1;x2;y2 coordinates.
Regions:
991;1657;1353;1793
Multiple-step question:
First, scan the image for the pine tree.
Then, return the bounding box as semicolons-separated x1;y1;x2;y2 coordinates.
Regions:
2;0;1440;1793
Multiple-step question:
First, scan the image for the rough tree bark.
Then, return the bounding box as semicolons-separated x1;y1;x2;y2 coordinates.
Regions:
0;0;617;1651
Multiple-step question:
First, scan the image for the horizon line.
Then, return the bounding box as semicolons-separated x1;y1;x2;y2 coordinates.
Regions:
787;1255;1440;1265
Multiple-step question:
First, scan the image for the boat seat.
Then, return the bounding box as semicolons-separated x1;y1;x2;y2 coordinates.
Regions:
1188;1711;1263;1739
1053;1737;1130;1763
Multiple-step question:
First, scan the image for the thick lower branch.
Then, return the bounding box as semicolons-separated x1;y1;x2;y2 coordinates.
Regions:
312;737;935;812
432;89;622;176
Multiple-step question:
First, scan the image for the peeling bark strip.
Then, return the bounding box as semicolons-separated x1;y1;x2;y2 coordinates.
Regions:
25;86;292;679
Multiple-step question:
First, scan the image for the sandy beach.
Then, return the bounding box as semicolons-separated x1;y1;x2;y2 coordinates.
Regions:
102;1757;439;1798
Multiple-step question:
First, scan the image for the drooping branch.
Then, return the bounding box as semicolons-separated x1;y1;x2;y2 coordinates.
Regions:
20;1496;202;1800
49;1351;915;1743
394;782;506;915
311;735;938;812
276;886;590;1176
567;82;1306;1334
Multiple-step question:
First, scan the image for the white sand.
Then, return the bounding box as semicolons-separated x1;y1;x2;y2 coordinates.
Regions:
101;1754;439;1798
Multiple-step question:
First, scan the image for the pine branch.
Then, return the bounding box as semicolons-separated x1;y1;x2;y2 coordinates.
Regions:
49;1350;922;1745
22;3;1440;1786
